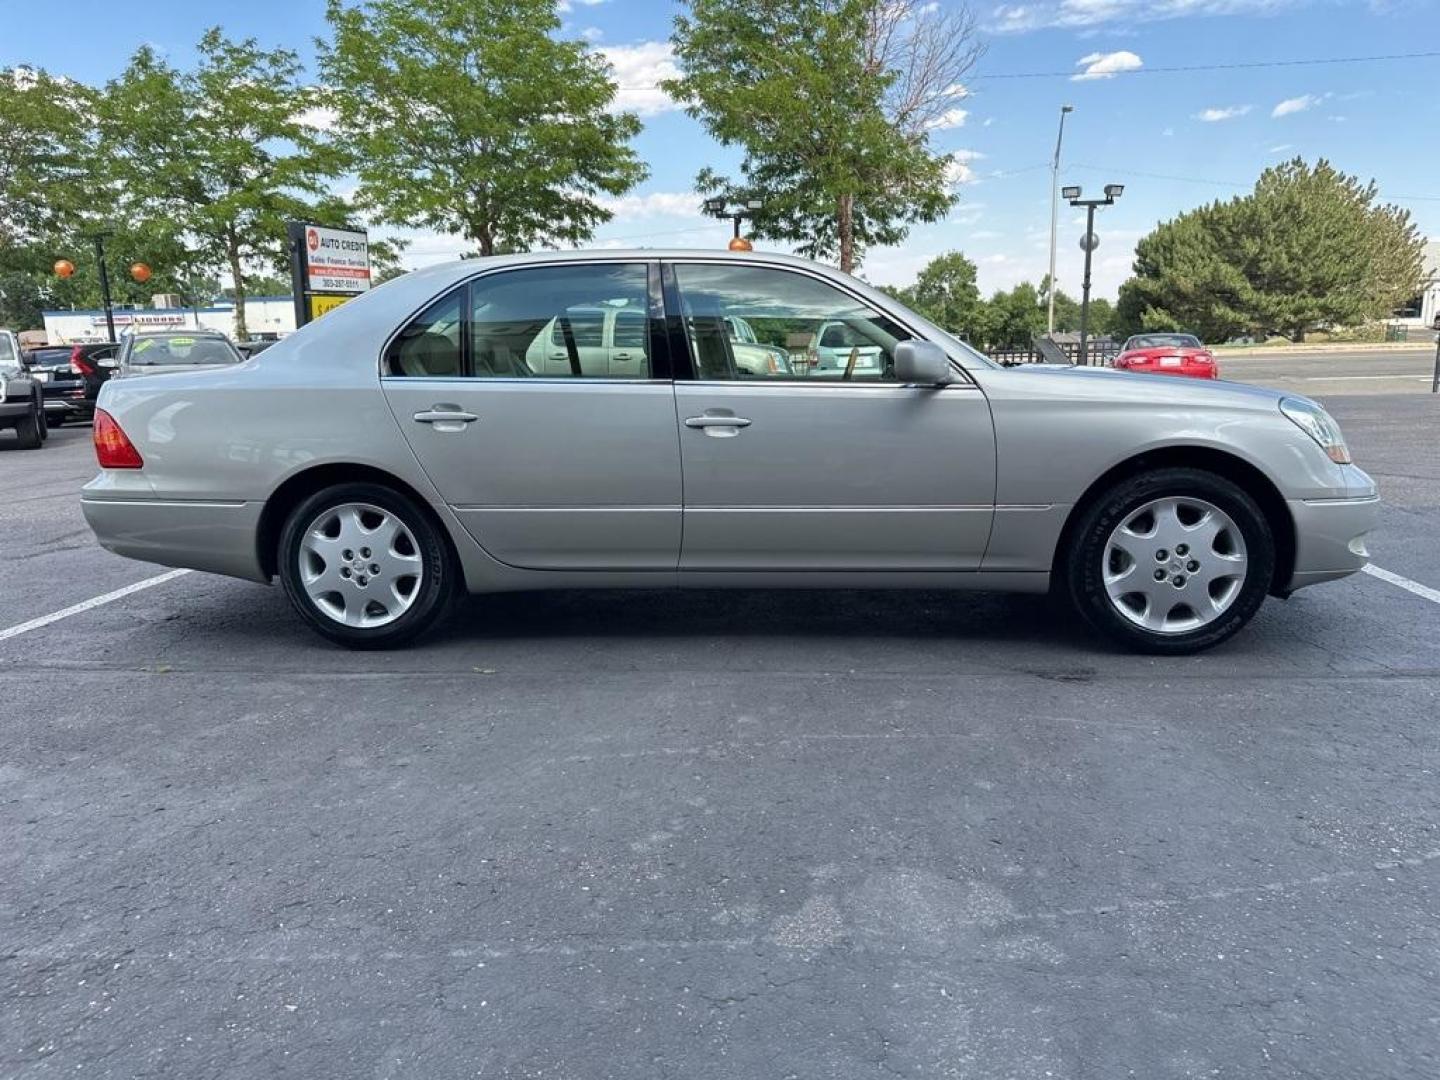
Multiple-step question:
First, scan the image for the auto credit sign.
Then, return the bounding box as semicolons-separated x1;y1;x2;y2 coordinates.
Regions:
304;225;372;294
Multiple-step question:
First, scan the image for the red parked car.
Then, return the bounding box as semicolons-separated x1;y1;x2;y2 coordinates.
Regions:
1113;333;1219;380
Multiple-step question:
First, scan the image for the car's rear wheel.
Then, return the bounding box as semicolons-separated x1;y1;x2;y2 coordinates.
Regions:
1064;467;1275;654
278;482;455;649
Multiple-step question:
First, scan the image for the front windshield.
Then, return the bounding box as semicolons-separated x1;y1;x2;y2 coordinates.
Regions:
127;334;242;367
1127;334;1201;350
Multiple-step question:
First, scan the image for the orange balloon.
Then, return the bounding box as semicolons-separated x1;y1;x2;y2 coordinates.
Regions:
728;236;753;252
54;259;75;279
130;262;152;284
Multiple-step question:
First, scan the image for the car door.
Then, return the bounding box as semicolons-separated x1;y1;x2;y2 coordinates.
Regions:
380;261;682;571
666;260;996;571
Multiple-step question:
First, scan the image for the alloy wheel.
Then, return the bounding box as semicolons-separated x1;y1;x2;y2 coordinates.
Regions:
1101;496;1248;635
298;502;424;628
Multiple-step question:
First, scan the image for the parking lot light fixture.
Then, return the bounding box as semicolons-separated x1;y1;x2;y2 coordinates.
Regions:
1065;182;1126;365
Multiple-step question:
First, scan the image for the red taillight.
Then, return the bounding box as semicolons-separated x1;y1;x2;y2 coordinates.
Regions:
70;346;96;377
93;409;144;469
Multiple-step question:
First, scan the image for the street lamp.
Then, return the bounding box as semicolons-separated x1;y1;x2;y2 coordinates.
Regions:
53;240;155;343
702;195;763;248
1047;104;1073;335
1064;183;1125;366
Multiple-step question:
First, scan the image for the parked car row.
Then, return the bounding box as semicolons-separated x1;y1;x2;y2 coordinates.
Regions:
0;328;246;449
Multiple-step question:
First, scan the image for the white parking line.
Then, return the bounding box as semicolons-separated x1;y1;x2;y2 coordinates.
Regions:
0;568;192;643
1363;563;1440;605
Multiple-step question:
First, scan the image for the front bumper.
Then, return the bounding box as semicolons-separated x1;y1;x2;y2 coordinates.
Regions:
1283;465;1380;593
81;493;268;582
0;401;33;421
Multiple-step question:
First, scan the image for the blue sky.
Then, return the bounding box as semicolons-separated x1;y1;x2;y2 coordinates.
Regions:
5;0;1437;298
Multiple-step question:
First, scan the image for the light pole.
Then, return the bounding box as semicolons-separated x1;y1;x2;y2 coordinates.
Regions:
93;235;117;344
703;195;762;250
1047;105;1073;336
1063;183;1124;366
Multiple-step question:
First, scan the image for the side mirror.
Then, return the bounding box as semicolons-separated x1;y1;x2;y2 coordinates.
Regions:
893;340;952;385
97;357;117;369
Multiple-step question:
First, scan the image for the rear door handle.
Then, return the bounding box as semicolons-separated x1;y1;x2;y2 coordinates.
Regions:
413;407;479;430
684;415;752;429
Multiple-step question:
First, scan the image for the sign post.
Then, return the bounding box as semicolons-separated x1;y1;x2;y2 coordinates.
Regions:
287;221;373;328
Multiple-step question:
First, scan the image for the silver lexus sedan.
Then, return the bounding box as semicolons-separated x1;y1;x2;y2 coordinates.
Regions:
81;250;1378;653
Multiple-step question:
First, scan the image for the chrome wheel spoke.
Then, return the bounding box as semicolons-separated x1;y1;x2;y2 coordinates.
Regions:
297;501;424;629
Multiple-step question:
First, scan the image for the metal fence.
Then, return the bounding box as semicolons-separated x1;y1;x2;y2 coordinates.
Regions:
983;340;1121;366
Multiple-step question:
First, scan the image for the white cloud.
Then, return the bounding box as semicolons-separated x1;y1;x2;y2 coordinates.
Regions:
991;0;1295;33
294;104;338;131
1271;93;1320;117
1194;104;1252;122
982;117;995;127
926;107;969;130
595;191;706;220
1268;142;1293;153
969;229;1002;240
600;42;680;116
581;26;603;42
1071;50;1143;81
557;0;606;12
944;153;981;186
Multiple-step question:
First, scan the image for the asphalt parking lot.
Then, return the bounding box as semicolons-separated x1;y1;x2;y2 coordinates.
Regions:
2;361;1438;1078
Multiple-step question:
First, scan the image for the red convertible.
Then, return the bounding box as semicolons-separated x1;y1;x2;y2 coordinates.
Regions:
1113;333;1219;380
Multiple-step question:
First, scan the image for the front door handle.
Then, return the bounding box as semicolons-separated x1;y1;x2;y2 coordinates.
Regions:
413;407;479;432
684;415;752;429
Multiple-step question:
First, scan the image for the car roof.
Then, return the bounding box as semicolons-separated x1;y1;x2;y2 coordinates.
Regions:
393;248;866;291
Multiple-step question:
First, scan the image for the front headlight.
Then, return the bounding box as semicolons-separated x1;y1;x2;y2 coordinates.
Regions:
1280;397;1351;464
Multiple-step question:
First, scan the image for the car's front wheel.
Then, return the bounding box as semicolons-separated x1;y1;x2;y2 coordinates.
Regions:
278;482;455;649
1064;467;1276;654
14;403;43;450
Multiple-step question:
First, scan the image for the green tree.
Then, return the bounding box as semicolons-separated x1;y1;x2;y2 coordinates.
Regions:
97;30;340;339
1;66;95;251
893;251;984;341
319;0;647;258
665;0;983;273
1116;159;1426;342
981;281;1047;350
1;66;97;328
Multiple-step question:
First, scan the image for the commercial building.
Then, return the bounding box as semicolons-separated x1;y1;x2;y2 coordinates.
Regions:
1394;241;1440;330
40;296;297;345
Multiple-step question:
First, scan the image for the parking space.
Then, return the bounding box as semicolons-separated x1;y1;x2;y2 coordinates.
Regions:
2;387;1438;1078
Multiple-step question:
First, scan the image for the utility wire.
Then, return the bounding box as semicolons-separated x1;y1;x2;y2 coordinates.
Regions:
974;50;1440;81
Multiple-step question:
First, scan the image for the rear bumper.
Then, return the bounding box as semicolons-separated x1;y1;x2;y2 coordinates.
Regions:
1283;473;1380;592
80;494;268;583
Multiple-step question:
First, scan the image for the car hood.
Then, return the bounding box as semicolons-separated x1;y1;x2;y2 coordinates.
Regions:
983;360;1297;410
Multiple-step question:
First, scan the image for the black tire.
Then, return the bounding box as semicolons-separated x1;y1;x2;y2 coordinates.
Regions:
14;406;42;450
47;413;61;429
38;405;49;440
1063;467;1275;655
277;481;455;649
